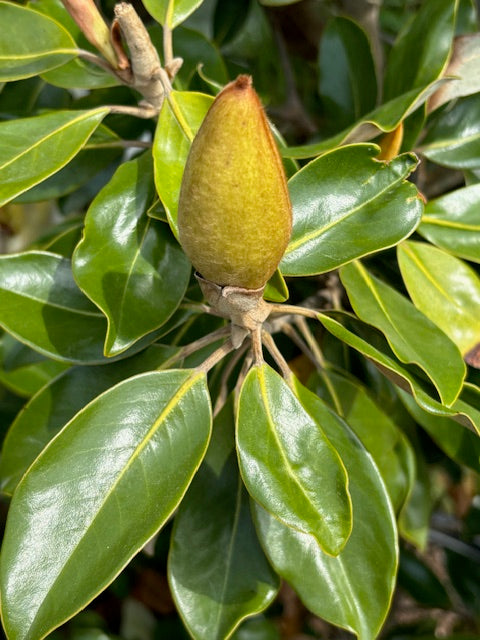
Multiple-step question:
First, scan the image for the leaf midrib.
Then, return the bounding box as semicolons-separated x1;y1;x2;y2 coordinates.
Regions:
285;164;410;256
29;371;204;636
0;109;106;173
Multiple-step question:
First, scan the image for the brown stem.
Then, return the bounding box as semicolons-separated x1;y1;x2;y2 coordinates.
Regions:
107;104;159;118
113;2;165;109
251;325;264;366
294;317;325;368
268;303;319;320
213;342;250;417
159;325;230;370
262;330;293;382
197;340;236;374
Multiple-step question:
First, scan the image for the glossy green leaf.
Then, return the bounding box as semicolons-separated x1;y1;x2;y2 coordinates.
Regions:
421;95;480;169
143;0;205;28
317;311;480;436
419;184;480;262
237;364;352;555
0;1;77;81
0;108;109;206
0;344;177;494
0;252;164;364
398;389;480;472
398;241;480;361
231;617;280;640
428;33;480;111
15;126;122;203
318;17;377;130
0;369;212;640
34;218;84;257
340;261;465;406
169;400;279;640
73;153;191;356
27;0;119;89
383;0;458;101
254;380;398;640
284;82;444;159
280;145;422;276
311;370;415;514
0;335;69;398
153;91;213;238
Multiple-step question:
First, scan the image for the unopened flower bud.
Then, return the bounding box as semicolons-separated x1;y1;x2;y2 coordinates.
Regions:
178;75;292;291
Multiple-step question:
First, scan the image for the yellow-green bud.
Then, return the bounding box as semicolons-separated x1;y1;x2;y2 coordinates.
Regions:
178;75;292;291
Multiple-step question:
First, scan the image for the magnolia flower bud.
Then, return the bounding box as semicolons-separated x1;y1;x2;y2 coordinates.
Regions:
178;75;292;291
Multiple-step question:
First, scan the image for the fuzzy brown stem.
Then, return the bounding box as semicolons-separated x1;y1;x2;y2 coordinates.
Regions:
197;340;236;374
262;330;293;382
113;2;165;109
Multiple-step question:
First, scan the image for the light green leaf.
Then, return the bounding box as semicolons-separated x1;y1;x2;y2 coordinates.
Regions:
169;400;279;640
311;370;415;514
318;17;377;130
73;153;191;356
0;344;177;494
398;241;480;362
263;269;289;303
420;95;480;169
237;364;352;555
419;184;480;262
283;82;444;159
340;261;465;406
143;0;205;29
0;108;109;206
15;126;122;203
317;311;480;436
398;389;480;472
254;380;398;640
0;1;77;81
280;145;422;276
0;369;212;640
0;252;164;364
383;0;458;100
153;91;214;238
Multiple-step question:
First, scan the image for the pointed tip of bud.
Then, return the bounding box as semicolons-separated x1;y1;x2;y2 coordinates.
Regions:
233;75;252;91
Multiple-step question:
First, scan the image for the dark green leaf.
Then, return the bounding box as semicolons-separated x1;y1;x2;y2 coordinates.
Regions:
280;145;422;276
73;153;191;356
419;184;480;262
383;0;458;100
318;17;377;130
0;252;164;364
263;269;288;303
340;261;465;406
169;399;279;640
0;369;212;640
153;91;213;237
398;548;451;609
398;389;480;472
254;380;398;640
311;369;415;514
0;109;109;205
237;364;352;555
0;1;77;81
421;95;480;169
0;335;69;398
0;344;178;494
